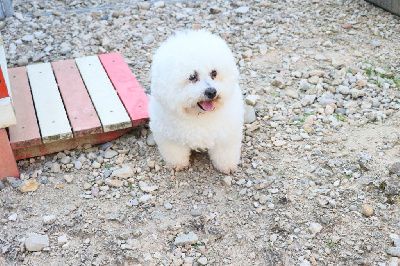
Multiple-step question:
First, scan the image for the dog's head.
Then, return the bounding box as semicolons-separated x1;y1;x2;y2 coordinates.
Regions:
151;30;239;116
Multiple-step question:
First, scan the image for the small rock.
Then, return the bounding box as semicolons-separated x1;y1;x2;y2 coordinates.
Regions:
104;149;118;159
153;1;165;8
0;180;5;190
8;213;17;221
74;161;82;170
174;232;199;246
147;133;156;146
6;177;23;188
245;95;259;106
271;78;284;88
57;234;68;245
388;257;399;266
389;162;400;176
63;175;74;184
285;89;299;99
387;247;400;257
139;181;158;193
139;194;153;203
112;165;134;179
60;156;71;164
244;104;256;124
25;233;49;252
83;182;92;190
92;161;101;168
197;256;208;265
51;163;61;173
164;202;173;210
235;6;249;14
309;222;323;235
223;176;233;186
22;34;34;42
107;179;123;188
361;204;374;217
19;179;39;193
42;215;57;225
143;34;155;45
371;39;381;47
60;42;72;55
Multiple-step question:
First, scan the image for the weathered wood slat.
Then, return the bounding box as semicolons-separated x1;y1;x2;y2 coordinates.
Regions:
0;129;19;178
52;59;102;137
99;53;148;126
0;38;16;128
75;56;132;132
8;67;42;149
27;63;73;143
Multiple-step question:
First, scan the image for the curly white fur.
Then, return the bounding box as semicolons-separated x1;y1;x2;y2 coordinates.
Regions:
149;30;244;174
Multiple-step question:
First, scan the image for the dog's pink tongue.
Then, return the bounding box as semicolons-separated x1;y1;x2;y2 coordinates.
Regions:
199;101;214;111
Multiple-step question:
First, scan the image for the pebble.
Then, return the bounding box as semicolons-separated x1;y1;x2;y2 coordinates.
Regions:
285;89;299;99
51;163;61;173
387;247;400;257
92;161;101;168
74;161;82;170
8;213;17;221
223;176;233;186
143;34;155;45
244;104;256;124
6;177;23;188
388;162;400;176
164;202;173;210
147;133;156;146
104;149;118;159
197;256;208;265
106;179;123;188
25;233;49;252
42;215;57;225
139;181;158;193
245;95;259;106
235;6;250;14
63;175;74;183
174;232;199;246
112;165;134;179
19;179;39;193
138;194;152;203
309;222;323;235
0;180;5;190
361;204;374;217
60;156;71;164
57;234;68;245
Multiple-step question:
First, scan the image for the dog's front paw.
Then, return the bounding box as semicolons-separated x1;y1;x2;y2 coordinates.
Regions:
213;163;238;175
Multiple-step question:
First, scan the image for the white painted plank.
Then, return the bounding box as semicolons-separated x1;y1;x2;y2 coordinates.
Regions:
75;56;131;131
0;97;16;128
27;63;72;143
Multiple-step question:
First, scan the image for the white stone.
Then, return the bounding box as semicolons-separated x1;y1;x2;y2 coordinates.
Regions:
25;233;49;252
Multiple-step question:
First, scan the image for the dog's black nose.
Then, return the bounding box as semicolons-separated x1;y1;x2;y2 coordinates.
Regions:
204;87;217;99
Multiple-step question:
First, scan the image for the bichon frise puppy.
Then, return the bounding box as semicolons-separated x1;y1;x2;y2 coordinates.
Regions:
149;30;244;174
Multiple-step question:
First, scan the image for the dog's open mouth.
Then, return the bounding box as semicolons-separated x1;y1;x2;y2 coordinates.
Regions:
197;100;216;111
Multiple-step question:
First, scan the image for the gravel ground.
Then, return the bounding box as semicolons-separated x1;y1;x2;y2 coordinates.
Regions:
1;0;400;265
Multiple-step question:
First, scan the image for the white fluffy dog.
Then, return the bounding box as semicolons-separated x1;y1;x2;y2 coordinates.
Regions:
149;30;244;174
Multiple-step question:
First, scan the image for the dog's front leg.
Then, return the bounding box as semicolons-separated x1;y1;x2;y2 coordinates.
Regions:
209;140;241;174
157;139;191;171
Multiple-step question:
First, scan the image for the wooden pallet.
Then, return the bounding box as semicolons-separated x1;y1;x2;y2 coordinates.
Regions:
0;51;148;178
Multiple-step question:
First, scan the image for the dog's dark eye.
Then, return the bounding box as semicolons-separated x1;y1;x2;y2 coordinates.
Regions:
189;71;199;83
210;70;217;80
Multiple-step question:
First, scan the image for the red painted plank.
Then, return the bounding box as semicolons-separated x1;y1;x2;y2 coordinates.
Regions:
8;67;42;149
0;66;8;98
52;59;102;137
0;129;19;179
98;53;148;126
